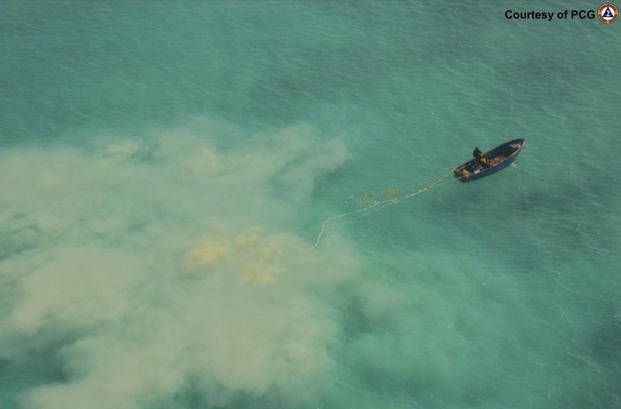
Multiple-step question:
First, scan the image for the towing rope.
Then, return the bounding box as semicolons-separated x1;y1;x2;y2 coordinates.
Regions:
314;170;453;248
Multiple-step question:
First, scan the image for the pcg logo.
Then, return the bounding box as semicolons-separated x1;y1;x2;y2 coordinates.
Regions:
598;2;618;23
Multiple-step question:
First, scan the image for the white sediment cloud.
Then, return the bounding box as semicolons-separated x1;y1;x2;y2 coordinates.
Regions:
0;121;357;408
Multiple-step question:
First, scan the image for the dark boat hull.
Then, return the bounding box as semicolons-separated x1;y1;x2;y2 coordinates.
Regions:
454;139;525;182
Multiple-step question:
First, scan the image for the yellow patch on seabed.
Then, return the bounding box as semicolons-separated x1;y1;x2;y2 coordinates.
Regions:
184;242;230;264
242;260;283;285
183;228;296;285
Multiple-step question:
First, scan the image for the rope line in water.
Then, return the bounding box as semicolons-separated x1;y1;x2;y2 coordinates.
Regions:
313;170;453;248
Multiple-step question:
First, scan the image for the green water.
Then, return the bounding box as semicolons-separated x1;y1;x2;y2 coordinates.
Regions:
1;2;620;408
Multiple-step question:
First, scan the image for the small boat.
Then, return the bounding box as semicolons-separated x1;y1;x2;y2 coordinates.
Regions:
453;138;525;182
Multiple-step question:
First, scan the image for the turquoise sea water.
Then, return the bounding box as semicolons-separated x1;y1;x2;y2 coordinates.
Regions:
1;2;620;408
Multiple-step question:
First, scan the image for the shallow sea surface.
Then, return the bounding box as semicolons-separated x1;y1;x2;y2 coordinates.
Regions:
1;2;620;408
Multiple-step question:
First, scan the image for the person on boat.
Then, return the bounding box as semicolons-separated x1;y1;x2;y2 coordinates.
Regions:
472;146;490;168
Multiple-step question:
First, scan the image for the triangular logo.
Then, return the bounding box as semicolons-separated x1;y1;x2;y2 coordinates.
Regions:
598;2;618;23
